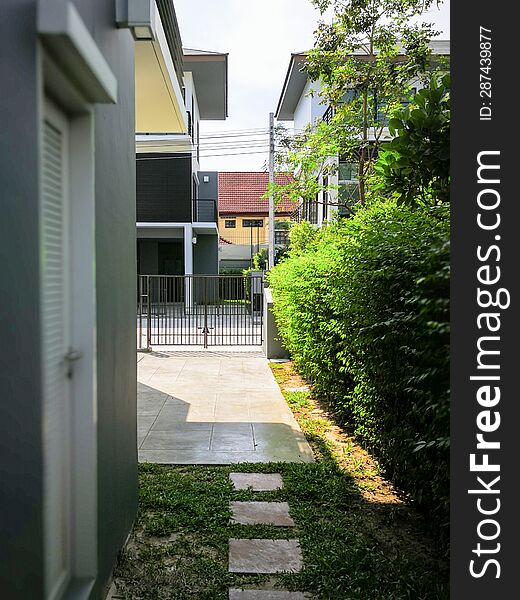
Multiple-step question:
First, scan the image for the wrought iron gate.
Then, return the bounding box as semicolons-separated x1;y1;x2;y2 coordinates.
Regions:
137;274;264;348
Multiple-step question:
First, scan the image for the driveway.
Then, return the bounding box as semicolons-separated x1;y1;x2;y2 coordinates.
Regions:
137;350;314;464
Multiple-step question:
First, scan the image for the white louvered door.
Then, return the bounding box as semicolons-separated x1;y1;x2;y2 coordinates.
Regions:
42;98;72;600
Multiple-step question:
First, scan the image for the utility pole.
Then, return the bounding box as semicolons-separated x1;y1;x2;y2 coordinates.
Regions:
268;112;275;270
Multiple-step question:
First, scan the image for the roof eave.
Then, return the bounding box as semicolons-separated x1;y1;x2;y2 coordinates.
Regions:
275;53;307;121
183;51;229;120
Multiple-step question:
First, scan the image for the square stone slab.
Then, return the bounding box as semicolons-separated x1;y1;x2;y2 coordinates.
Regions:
230;502;295;527
211;424;255;451
230;473;284;491
229;539;303;574
229;591;307;599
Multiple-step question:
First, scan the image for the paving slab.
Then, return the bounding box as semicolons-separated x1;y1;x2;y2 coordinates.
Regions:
137;352;314;464
230;502;295;526
229;591;307;599
139;450;307;465
229;539;303;574
230;473;284;491
211;423;255;452
140;429;212;451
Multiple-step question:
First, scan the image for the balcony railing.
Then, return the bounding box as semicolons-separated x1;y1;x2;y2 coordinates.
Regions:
192;198;217;222
322;105;336;124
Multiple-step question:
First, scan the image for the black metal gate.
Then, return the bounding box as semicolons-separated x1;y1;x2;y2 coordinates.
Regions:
137;274;264;348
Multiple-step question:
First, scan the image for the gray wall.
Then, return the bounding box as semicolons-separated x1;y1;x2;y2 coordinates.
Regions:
0;1;137;598
198;171;218;204
89;2;138;597
194;235;219;275
0;2;44;597
195;173;218;275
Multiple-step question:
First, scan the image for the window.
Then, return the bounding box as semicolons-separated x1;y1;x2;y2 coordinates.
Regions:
322;174;330;222
375;88;417;123
243;219;263;228
338;161;359;217
225;219;236;228
302;196;318;224
274;230;289;245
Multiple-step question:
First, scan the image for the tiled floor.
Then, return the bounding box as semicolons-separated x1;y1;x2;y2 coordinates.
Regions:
137;351;314;464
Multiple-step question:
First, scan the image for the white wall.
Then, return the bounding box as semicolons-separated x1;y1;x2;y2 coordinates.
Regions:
293;79;327;132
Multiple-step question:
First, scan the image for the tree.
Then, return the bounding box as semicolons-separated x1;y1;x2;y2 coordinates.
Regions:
374;73;450;206
272;0;443;210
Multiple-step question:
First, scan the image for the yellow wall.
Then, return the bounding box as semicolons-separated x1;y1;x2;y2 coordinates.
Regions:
219;215;289;244
135;42;187;133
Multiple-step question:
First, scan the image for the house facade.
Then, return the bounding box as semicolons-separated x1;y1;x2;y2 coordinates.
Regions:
218;172;295;270
0;1;188;598
136;48;228;278
275;41;450;227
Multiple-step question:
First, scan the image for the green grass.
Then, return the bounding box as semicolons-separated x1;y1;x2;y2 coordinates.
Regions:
114;362;449;599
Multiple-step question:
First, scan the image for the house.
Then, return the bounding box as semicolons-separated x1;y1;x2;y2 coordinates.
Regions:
0;1;189;598
275;41;450;226
135;48;228;278
218;172;296;269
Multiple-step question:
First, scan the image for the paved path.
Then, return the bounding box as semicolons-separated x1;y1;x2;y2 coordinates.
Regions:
228;472;306;599
137;350;314;464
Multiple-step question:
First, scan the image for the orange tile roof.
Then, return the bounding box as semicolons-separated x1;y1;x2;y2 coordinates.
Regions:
218;172;296;216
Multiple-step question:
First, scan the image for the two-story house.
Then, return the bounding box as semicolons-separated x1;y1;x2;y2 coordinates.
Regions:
275;40;450;227
136;48;228;279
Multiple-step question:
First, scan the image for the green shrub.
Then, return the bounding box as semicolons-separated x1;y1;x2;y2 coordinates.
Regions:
268;202;450;543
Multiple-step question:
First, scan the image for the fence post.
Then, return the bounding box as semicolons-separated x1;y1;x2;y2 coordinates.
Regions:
203;277;208;348
146;275;152;350
138;275;143;349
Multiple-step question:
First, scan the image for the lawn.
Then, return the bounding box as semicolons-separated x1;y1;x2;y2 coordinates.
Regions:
113;362;449;599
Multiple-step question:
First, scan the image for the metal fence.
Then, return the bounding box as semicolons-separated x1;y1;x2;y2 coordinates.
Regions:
137;274;264;348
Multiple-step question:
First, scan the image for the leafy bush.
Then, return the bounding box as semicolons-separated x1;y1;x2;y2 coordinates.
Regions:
252;248;268;271
268;202;450;543
375;74;450;206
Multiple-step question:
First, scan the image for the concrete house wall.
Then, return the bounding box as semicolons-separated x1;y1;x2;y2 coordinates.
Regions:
195;171;219;274
198;170;218;202
0;1;137;598
293;79;326;133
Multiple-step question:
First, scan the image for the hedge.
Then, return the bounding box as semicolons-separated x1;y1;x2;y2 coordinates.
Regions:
268;201;450;543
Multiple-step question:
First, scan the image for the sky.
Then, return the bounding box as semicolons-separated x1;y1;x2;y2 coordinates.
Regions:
174;0;450;172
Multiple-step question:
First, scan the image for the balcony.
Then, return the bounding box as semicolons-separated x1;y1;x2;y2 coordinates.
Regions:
193;199;217;223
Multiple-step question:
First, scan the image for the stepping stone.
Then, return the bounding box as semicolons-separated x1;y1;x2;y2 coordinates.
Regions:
230;472;284;491
229;591;307;599
229;539;303;574
230;502;295;526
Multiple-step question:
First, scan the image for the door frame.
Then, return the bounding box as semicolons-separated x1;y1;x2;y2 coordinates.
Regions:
37;3;118;596
39;52;98;598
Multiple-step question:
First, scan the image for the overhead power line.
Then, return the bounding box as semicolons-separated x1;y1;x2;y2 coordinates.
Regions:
136;149;268;160
199;127;268;137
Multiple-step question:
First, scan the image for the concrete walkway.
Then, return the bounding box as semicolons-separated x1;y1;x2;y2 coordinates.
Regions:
137;350;314;464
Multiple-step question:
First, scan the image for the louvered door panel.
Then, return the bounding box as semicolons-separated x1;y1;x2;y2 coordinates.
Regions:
42;101;71;600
